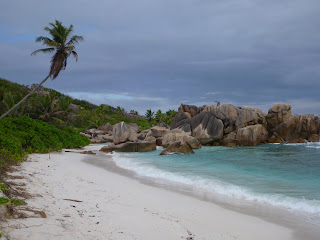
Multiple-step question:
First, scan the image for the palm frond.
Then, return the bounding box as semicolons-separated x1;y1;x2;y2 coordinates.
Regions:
65;24;74;40
35;36;52;43
35;36;59;47
65;46;75;52
67;35;84;46
45;21;64;44
31;48;55;55
71;51;78;61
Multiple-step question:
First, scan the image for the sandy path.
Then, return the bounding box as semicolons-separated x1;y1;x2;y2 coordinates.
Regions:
1;145;293;240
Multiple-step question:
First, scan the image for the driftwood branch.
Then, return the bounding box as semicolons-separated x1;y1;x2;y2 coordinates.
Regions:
63;198;83;203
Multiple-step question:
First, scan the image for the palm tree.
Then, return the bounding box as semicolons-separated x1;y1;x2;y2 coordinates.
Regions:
154;109;163;123
0;20;84;120
129;109;138;115
145;109;154;122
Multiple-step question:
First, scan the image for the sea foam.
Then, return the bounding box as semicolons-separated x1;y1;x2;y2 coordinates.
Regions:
111;152;320;216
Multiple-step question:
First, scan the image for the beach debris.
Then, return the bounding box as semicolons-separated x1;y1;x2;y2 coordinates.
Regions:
63;199;83;203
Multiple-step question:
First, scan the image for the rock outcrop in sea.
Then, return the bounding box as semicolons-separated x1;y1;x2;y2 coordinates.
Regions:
173;103;320;146
266;104;320;143
82;103;319;154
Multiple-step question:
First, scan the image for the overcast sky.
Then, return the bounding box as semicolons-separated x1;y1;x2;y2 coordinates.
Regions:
1;0;320;115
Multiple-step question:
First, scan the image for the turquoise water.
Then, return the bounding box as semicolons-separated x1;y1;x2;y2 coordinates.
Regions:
111;142;320;215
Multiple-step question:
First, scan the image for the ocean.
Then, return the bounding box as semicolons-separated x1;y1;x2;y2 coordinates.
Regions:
110;142;320;222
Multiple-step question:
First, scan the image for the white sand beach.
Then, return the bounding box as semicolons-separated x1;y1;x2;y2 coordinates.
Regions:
1;145;296;240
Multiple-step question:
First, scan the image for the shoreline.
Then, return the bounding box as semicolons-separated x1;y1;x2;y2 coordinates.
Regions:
89;146;320;240
1;144;318;239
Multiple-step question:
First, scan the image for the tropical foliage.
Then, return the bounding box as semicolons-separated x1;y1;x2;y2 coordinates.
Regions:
0;78;178;130
0;116;90;168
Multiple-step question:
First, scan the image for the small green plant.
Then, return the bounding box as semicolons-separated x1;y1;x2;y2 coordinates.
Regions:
0;181;6;192
0;231;3;237
10;198;27;206
0;197;27;206
0;197;10;205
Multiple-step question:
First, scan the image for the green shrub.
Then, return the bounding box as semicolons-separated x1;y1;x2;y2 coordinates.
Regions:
0;197;10;205
0;116;90;167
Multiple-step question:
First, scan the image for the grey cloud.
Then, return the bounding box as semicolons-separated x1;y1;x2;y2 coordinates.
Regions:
1;0;320;115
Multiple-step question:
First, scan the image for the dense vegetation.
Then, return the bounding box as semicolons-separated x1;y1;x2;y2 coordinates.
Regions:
0;78;177;130
0;78;177;168
0;116;90;168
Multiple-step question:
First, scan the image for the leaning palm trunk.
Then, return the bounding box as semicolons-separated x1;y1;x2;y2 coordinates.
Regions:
0;74;51;120
0;20;83;121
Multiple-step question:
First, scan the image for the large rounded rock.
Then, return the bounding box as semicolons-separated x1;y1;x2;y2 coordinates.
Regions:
204;104;266;134
220;132;238;147
101;134;113;142
266;104;292;133
185;136;202;149
160;142;194;155
204;104;237;134
148;126;169;138
235;107;266;129
113;121;138;144
162;129;192;148
128;123;140;133
275;115;320;142
296;115;320;138
170;113;191;130
178;104;201;117
144;135;157;144
237;124;268;146
190;112;224;144
266;104;320;142
203;104;238;123
162;128;201;149
98;122;113;133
